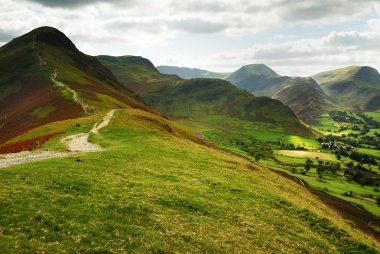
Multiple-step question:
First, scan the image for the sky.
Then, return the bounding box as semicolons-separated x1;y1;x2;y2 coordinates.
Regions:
1;0;380;76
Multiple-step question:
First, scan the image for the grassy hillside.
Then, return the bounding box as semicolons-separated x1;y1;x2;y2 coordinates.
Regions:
0;27;152;143
0;109;378;253
143;78;314;136
99;57;314;137
157;65;229;79
272;77;337;123
313;66;380;111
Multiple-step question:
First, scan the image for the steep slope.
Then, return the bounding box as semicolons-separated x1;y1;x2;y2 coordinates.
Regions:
272;78;337;123
0;108;378;252
157;65;228;79
226;64;289;96
313;66;380;111
0;27;152;143
99;56;314;136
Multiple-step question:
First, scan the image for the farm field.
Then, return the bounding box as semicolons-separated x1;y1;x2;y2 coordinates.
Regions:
277;150;335;161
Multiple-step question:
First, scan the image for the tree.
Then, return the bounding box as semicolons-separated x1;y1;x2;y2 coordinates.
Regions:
255;154;262;162
304;164;311;173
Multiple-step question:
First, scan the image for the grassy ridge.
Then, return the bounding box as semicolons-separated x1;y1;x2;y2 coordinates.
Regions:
0;109;377;253
313;66;380;111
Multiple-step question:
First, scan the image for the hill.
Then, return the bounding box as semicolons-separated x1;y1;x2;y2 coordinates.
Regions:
0;27;152;143
225;64;337;123
157;65;228;79
313;66;380;111
272;77;337;123
226;64;289;96
99;57;314;136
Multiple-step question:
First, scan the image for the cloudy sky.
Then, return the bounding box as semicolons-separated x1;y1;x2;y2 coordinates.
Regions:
1;0;380;76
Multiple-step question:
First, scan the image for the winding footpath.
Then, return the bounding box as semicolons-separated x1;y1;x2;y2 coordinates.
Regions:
51;70;96;115
0;110;116;169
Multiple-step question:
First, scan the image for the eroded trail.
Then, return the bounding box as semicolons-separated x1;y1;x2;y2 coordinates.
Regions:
61;110;116;152
51;70;97;115
0;110;116;168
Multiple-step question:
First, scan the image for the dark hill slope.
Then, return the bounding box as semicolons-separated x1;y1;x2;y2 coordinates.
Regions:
96;55;179;94
0;27;153;143
157;65;228;79
98;55;315;137
272;78;336;123
313;66;380;111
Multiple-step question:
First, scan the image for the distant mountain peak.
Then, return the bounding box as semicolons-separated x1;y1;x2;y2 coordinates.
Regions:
238;64;279;77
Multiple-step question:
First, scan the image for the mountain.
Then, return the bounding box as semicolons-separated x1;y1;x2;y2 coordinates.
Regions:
0;27;153;143
272;78;336;123
99;57;314;136
225;64;337;123
226;64;289;96
157;65;229;79
313;66;380;111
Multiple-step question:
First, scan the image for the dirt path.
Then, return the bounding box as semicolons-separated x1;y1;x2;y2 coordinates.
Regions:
0;151;68;168
0;110;116;168
61;110;116;152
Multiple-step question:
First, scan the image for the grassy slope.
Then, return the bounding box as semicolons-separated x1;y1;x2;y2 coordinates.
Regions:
313;66;380;111
0;109;378;253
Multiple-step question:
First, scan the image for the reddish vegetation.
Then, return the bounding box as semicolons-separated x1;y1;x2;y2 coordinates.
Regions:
0;132;63;154
0;76;82;144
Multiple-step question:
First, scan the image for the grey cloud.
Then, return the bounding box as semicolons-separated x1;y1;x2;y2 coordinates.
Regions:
102;17;227;35
278;0;377;22
171;18;226;33
22;0;130;8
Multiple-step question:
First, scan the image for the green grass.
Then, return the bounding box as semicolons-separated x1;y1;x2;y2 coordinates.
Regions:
0;109;377;253
364;112;380;123
356;148;380;158
30;104;56;119
0;83;21;100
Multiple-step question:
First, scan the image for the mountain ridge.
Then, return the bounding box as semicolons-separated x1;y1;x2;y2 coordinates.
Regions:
0;26;154;143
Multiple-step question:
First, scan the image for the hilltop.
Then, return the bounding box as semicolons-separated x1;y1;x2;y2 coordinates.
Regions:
313;66;380;111
225;64;288;96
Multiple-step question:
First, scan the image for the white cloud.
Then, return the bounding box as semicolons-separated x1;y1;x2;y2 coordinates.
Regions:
1;0;380;75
